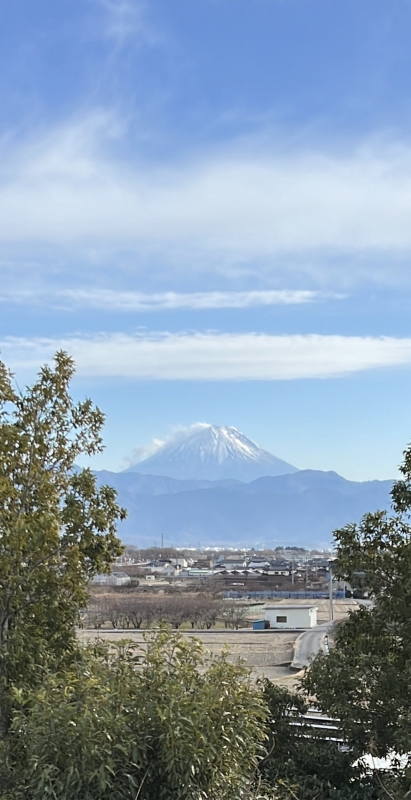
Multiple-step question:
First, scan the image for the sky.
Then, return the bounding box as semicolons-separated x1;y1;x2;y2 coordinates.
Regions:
2;0;411;480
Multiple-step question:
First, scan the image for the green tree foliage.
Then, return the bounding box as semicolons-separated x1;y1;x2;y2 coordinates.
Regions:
302;440;411;795
0;352;125;733
7;630;269;800
0;353;275;800
259;683;387;800
5;350;411;799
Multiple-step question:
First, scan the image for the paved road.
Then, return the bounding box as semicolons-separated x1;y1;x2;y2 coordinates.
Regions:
291;622;334;670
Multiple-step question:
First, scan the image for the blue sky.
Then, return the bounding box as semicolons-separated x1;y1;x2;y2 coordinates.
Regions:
2;0;411;479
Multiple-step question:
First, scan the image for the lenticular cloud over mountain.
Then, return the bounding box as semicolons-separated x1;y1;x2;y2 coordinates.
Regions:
125;424;298;482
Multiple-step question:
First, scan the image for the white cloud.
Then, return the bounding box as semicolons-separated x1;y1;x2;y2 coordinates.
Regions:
125;437;166;465
124;422;209;466
3;331;411;380
2;117;411;286
0;288;339;310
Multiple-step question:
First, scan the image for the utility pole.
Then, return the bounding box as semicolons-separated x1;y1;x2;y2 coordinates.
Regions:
329;560;334;622
161;533;164;550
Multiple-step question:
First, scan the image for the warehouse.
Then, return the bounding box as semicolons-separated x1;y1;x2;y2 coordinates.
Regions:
262;604;318;629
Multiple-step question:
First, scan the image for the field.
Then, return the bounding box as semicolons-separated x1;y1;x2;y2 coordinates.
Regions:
79;598;359;685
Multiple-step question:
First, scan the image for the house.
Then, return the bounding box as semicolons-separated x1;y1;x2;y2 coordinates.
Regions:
247;558;271;570
162;564;181;577
170;557;188;568
140;560;172;575
218;557;247;569
263;604;318;629
192;557;214;569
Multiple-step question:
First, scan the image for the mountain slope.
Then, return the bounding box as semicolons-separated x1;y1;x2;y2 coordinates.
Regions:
96;469;393;548
126;425;297;481
95;470;241;497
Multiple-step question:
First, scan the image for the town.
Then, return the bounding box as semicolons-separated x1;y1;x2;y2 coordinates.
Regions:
91;547;354;601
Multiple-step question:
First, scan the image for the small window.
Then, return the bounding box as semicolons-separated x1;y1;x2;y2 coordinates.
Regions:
276;615;287;623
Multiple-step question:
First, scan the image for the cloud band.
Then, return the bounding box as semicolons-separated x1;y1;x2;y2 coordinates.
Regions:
2;331;411;380
0;288;337;311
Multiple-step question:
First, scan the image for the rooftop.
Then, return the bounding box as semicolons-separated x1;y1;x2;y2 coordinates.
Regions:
265;604;318;610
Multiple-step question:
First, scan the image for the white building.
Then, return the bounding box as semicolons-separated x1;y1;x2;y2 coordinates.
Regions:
264;604;318;629
264;567;290;576
171;557;188;568
179;568;213;578
90;571;131;587
162;564;181;577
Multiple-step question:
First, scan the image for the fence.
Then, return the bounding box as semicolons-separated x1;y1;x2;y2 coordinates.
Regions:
223;589;345;599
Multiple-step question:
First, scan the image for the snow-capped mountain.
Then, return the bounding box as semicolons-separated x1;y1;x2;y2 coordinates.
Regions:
125;424;298;481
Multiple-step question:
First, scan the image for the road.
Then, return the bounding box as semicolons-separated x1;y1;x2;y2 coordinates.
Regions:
291;622;334;670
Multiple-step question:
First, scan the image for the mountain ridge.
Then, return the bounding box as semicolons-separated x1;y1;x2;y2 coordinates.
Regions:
94;468;393;548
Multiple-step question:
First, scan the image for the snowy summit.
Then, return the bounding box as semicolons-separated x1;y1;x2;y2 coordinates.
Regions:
126;424;298;482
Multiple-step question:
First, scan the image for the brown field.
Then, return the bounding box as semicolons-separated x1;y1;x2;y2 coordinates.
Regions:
79;598;358;686
78;627;296;682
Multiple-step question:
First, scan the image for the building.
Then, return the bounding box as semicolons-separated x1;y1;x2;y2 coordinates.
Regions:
247;558;271;570
162;564;181;577
171;557;188;568
263;604;318;629
192;557;214;569
90;571;131;587
263;567;290;577
179;568;213;578
219;559;247;569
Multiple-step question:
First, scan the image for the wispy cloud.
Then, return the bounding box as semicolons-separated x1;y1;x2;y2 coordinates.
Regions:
2;117;411;287
3;331;411;380
125;422;210;466
125;436;165;466
0;288;341;311
90;0;156;46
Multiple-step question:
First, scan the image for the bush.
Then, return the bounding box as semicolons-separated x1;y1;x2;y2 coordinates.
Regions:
7;630;269;800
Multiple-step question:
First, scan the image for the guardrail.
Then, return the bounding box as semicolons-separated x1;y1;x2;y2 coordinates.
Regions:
285;707;351;750
224;590;345;599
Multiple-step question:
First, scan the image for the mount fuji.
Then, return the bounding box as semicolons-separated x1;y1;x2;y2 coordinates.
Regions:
91;424;393;547
125;424;298;482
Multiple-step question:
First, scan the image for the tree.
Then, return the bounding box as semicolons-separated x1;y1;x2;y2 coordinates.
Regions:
8;630;270;800
87;598;108;629
302;439;411;795
0;352;126;735
223;600;247;629
121;596;146;629
259;683;380;800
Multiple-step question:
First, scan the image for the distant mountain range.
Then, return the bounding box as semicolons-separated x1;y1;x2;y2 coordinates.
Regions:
94;468;393;549
92;425;393;548
125;424;297;482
